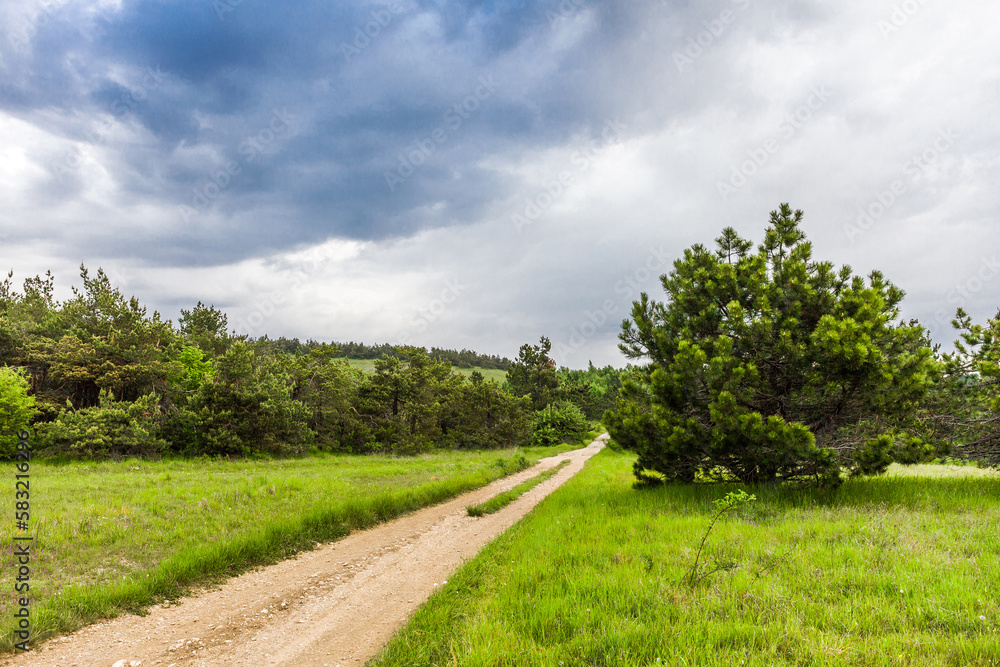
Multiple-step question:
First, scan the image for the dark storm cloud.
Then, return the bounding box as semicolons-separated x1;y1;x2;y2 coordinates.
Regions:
5;0;688;264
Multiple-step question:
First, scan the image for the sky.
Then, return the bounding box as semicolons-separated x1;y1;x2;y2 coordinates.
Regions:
1;0;998;368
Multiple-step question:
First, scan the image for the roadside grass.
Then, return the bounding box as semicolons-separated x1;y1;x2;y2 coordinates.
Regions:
883;461;999;478
342;358;507;384
373;450;1000;666
0;445;570;653
467;460;572;517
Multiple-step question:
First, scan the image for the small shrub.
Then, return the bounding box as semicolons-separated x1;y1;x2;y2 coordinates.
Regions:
0;366;37;460
532;401;588;446
683;490;757;587
34;391;167;459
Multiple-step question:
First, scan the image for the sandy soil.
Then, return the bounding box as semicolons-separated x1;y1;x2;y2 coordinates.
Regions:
4;435;607;667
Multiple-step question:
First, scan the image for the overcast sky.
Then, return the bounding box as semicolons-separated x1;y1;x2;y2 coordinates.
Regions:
1;0;998;367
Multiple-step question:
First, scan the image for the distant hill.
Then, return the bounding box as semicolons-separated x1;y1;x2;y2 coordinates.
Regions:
343;358;507;383
252;337;512;370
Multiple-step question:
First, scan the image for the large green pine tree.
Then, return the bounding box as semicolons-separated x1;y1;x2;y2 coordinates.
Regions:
606;204;936;487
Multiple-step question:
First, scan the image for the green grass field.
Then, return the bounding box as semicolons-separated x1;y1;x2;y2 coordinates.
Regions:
342;357;508;383
373;451;1000;667
0;445;570;652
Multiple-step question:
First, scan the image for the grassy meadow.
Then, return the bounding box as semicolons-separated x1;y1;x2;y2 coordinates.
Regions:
0;444;575;652
373;450;1000;667
342;357;508;384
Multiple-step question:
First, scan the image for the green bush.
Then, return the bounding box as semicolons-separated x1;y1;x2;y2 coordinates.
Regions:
163;341;313;457
532;401;588;446
0;366;37;459
34;391;167;459
442;380;533;450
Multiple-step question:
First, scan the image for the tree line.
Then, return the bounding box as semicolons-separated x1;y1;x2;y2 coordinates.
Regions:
253;338;512;370
336;341;512;370
0;268;612;460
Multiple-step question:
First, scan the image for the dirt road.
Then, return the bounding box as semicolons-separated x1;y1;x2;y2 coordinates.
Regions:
5;435;607;667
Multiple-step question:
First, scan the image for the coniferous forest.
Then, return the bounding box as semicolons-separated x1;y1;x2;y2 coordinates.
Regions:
0;267;613;460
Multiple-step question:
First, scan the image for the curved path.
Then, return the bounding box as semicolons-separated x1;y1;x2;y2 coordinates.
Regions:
4;435;607;667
